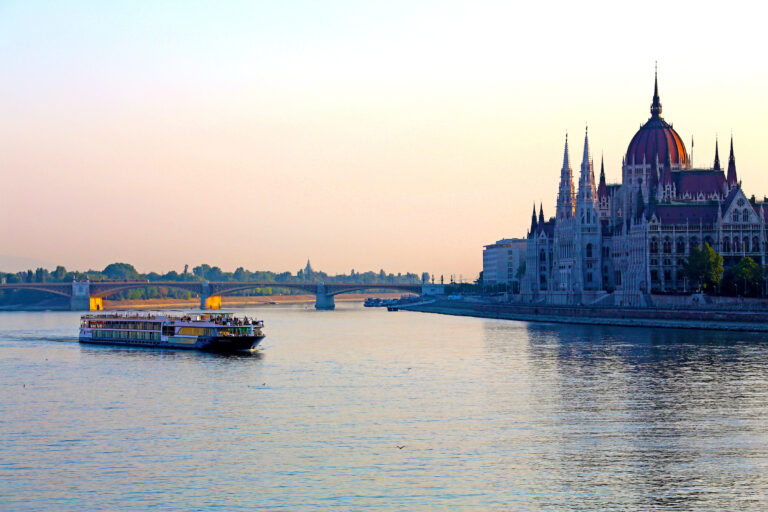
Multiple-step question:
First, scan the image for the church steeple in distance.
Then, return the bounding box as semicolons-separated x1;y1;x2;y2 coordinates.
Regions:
556;133;576;219
529;203;538;237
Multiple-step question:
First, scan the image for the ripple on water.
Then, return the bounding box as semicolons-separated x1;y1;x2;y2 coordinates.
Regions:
1;306;768;510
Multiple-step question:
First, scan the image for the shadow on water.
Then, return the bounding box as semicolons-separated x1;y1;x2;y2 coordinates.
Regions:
482;320;768;509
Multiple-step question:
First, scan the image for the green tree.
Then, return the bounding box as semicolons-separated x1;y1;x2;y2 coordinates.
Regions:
722;257;763;297
102;262;140;280
683;243;723;292
52;265;67;281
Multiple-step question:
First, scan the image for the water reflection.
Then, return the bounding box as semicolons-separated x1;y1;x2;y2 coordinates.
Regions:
482;320;768;509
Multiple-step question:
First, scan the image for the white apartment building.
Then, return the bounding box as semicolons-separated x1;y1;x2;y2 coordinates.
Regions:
482;238;527;291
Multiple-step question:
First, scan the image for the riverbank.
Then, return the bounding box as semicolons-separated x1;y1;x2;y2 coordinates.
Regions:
402;299;768;332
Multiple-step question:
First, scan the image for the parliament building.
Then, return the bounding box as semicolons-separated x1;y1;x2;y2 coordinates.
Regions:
522;73;765;306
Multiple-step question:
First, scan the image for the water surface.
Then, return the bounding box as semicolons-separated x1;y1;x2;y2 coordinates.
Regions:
1;304;768;510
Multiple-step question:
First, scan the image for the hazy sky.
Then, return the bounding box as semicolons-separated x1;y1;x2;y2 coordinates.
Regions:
1;1;767;278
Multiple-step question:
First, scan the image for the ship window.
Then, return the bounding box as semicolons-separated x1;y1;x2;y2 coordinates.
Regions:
162;326;175;336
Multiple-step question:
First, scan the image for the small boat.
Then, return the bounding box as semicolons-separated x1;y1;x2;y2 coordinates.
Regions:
79;311;265;353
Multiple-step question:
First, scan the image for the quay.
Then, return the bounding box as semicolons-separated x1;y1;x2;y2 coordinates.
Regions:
402;298;768;333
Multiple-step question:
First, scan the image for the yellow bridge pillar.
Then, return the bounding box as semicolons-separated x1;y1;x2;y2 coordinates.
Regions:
203;295;222;310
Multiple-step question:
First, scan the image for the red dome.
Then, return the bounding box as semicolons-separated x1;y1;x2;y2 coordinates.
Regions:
625;73;689;167
626;116;689;167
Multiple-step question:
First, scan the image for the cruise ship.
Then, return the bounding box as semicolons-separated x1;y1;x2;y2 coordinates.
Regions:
79;311;265;353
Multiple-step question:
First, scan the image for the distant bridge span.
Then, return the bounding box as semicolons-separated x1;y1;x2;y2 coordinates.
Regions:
0;280;426;310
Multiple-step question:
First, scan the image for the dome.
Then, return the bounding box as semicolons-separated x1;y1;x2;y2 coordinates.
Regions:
625;74;689;167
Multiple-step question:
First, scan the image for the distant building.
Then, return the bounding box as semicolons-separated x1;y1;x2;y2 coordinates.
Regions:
482;238;527;292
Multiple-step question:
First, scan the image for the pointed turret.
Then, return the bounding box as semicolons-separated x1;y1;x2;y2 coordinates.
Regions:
662;146;673;187
597;155;608;199
556;133;576;219
713;138;721;170
650;65;662;118
529;203;537;237
538;202;545;224
577;128;596;204
727;135;738;187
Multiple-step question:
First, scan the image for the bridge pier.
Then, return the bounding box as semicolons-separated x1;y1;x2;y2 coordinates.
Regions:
315;283;335;310
70;281;95;311
199;281;222;310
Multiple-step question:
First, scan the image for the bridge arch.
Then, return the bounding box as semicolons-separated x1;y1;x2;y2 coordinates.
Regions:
213;283;319;296
0;284;71;298
90;283;202;299
325;285;420;297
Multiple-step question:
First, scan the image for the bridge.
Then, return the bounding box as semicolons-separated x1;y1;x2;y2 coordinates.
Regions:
0;280;427;310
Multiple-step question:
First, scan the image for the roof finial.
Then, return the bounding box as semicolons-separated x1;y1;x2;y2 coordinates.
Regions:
651;62;662;118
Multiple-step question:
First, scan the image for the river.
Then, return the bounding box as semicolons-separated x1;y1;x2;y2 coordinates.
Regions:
1;304;768;510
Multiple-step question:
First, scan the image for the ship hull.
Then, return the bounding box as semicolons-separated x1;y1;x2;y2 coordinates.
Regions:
79;335;264;353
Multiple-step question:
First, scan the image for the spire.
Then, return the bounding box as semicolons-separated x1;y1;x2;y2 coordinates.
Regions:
597;154;608;199
582;126;590;167
556;133;575;219
577;127;596;207
650;63;662;118
529;203;538;237
727;135;738;186
538;202;545;224
713;137;721;170
661;145;674;197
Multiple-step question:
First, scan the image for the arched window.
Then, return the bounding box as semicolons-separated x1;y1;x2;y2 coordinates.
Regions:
650;238;658;253
734;238;740;252
690;237;699;249
676;237;685;254
744;236;750;252
743;210;750;222
723;237;730;253
704;236;714;248
662;237;671;254
733;211;739;223
540;249;546;262
753;237;760;253
586;243;593;258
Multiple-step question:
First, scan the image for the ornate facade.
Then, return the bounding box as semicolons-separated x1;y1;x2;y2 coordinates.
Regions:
523;73;766;306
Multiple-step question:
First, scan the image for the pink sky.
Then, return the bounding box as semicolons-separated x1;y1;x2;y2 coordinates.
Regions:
2;2;767;278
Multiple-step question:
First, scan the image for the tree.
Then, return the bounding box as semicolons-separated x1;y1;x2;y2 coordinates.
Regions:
103;262;140;280
515;261;527;281
52;266;67;281
722;257;763;297
683;243;723;292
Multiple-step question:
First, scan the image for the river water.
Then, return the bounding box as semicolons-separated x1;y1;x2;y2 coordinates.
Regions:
1;304;768;511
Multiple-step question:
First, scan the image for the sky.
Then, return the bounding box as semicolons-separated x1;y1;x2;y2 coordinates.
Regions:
1;1;767;278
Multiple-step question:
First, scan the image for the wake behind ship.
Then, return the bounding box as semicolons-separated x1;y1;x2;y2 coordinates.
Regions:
79;311;265;353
